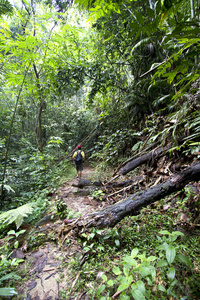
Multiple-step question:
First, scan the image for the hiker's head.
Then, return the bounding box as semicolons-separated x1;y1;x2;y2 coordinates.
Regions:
77;145;81;149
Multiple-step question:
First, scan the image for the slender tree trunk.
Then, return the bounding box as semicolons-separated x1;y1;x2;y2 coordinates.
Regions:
33;63;44;152
38;102;43;152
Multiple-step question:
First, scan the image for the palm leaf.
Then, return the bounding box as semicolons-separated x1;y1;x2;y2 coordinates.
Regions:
0;203;36;229
131;37;151;55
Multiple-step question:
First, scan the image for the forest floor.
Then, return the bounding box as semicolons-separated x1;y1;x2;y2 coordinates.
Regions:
17;163;103;300
15;159;200;300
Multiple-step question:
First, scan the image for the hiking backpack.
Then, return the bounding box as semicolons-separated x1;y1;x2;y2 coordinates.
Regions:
75;151;83;165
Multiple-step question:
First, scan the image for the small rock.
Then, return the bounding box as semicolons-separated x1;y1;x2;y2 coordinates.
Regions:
10;249;25;259
27;280;37;291
32;251;43;258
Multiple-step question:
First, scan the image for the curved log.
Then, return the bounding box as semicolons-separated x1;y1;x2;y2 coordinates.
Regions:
69;162;200;230
119;144;171;175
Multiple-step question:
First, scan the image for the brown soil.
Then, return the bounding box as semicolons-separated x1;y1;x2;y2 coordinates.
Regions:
17;164;101;300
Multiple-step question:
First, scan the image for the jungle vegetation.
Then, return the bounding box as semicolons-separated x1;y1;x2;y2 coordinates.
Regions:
0;0;200;298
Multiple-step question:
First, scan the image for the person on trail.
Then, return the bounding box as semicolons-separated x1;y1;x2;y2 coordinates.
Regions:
73;145;85;180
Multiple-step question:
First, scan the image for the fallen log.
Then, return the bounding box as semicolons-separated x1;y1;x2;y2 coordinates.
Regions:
72;177;144;189
113;142;159;176
119;144;171;175
58;162;200;236
72;179;102;188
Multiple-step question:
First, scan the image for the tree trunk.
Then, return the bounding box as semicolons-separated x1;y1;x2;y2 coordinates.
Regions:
38;102;43;152
119;144;171;175
33;63;44;152
60;162;200;235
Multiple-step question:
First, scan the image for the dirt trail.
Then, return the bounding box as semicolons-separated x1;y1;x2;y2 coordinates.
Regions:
17;164;100;300
59;164;101;217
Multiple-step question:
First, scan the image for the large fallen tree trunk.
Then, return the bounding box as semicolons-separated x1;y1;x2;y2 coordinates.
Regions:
119;144;171;175
59;162;200;237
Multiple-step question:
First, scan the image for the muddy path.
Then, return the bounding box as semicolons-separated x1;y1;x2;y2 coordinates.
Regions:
17;164;102;300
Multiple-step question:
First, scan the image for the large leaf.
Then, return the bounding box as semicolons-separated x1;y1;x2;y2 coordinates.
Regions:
123;256;137;267
0;203;36;229
0;287;18;296
0;272;21;282
167;267;176;281
166;245;176;264
176;254;192;265
131;288;146;300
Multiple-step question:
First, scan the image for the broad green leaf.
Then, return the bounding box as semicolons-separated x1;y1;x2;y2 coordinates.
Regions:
131;288;146;300
0;288;18;296
157;259;168;267
159;230;170;235
113;267;122;275
101;274;107;281
135;27;142;40
136;280;146;293
139;266;152;277
131;248;139;258
167;267;176;281
115;239;120;246
147;256;157;262
7;230;16;235
158;285;166;292
107;279;114;286
14;241;19;249
117;275;133;292
123;256;137;267
0;272;21;282
15;229;26;237
117;281;130;293
123;266;129;277
176;254;192;265
96;284;105;297
171;231;184;237
166;245;176;264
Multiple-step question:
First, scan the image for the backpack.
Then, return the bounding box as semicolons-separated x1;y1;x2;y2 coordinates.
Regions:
75;151;83;165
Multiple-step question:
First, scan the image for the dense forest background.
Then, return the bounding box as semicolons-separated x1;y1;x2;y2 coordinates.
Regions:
0;0;200;298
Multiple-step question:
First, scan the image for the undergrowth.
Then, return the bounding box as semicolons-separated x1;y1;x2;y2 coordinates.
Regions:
0;159;76;297
60;189;200;300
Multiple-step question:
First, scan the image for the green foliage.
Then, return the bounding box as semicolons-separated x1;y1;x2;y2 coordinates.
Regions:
0;287;18;297
91;129;143;167
56;197;68;219
95;231;193;299
0;1;200;297
0;203;36;229
66;210;200;299
0;242;23;297
91;189;104;201
6;229;26;249
0;256;23;297
97;230;191;300
0;0;13;17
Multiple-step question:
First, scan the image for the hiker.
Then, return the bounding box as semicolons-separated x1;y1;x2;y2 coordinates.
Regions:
73;145;85;180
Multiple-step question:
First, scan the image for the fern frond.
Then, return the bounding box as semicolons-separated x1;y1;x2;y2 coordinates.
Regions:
0;203;36;229
184;112;200;142
0;0;13;17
